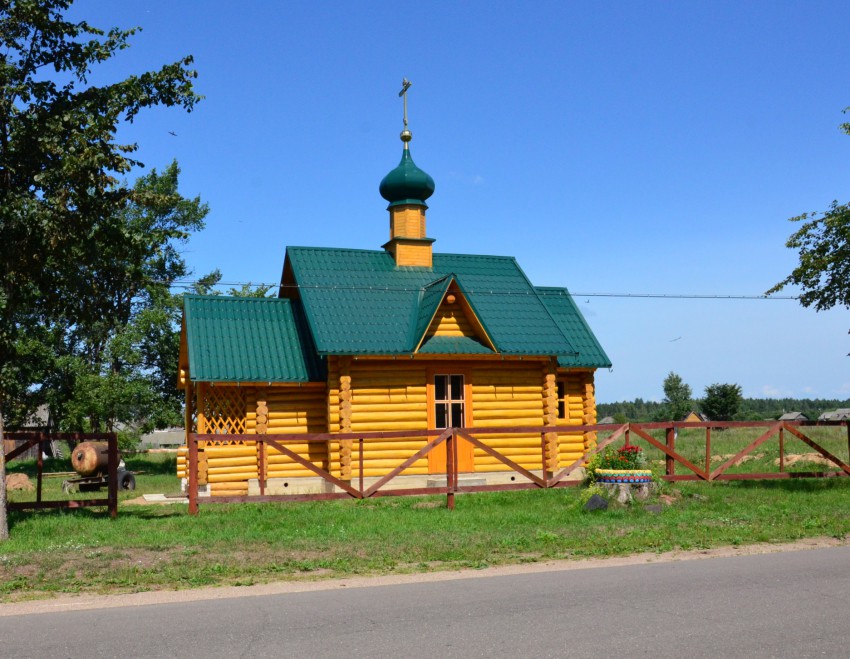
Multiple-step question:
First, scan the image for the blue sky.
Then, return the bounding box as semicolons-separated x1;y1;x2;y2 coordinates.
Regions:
74;1;849;403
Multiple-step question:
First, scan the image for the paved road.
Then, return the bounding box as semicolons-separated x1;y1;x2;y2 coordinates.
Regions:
2;546;848;658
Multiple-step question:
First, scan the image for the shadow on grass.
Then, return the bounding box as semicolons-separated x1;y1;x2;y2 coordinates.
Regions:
6;494;187;532
6;505;109;531
5;457;69;477
726;478;850;493
113;506;186;520
6;453;177;477
123;454;177;475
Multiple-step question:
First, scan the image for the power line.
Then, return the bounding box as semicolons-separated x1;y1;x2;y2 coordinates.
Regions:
164;279;800;300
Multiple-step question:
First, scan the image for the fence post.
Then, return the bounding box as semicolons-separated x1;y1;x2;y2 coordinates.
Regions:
36;434;44;504
359;438;365;497
705;427;711;476
846;421;849;467
666;426;675;477
107;432;118;519
259;437;266;496
188;433;199;515
446;430;455;510
779;425;785;473
540;432;548;488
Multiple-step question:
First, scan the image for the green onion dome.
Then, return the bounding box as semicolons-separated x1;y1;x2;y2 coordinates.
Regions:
379;148;435;209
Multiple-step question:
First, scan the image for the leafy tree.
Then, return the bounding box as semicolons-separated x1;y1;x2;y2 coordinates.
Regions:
768;106;850;352
0;1;200;541
36;163;208;441
701;383;743;421
662;371;692;421
190;273;273;298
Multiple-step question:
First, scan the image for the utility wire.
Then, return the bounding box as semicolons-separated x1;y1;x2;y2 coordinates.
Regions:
163;279;799;300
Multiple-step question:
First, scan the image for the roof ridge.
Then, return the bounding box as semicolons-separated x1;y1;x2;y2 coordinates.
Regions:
184;294;289;305
287;245;385;255
433;252;518;261
286;246;522;261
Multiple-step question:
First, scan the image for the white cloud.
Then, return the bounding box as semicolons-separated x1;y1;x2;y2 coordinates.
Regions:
761;385;792;398
446;171;485;185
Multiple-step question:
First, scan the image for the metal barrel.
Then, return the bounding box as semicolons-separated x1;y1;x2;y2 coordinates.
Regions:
70;441;110;477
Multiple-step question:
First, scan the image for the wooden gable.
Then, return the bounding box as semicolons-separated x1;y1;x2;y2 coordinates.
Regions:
415;281;496;353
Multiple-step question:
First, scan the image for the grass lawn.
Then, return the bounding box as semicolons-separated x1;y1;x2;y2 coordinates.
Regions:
1;427;849;603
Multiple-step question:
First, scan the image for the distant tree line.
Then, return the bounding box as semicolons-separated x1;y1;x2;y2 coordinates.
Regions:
598;396;849;423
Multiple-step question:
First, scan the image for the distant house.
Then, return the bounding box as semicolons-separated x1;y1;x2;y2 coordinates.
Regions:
140;428;185;449
779;412;808;422
682;411;709;423
3;404;51;460
818;408;850;421
598;416;616;425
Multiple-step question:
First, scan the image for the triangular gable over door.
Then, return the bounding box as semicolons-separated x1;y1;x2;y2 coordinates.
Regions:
415;280;496;354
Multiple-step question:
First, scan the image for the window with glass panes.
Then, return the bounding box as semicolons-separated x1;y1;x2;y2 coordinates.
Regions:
434;374;465;428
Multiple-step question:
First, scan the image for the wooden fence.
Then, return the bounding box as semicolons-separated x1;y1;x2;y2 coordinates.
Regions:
185;420;850;514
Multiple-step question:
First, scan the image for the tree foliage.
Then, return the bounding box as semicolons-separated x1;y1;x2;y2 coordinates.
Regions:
598;396;849;423
700;383;743;422
31;162;209;438
768;201;850;313
768;104;850;353
0;0;201;540
661;371;692;421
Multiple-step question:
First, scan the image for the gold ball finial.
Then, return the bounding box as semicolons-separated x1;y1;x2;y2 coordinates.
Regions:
400;129;412;143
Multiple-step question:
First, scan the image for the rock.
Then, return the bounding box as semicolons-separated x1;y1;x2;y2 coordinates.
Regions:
644;504;663;514
583;493;608;511
632;483;652;501
6;473;34;492
601;482;633;504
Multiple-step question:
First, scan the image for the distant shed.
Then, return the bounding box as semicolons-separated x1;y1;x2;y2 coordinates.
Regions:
779;412;809;422
819;408;850;421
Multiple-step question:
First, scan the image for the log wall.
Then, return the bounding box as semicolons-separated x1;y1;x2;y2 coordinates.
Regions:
427;301;477;338
557;370;597;466
263;386;328;479
178;384;329;492
177;363;598;487
329;359;431;478
469;362;546;472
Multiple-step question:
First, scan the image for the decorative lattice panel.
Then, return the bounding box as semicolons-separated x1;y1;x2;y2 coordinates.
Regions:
202;386;248;438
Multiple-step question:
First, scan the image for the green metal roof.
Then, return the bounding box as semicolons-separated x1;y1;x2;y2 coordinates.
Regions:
417;335;494;354
285;247;579;357
535;287;612;368
408;275;452;348
183;295;326;383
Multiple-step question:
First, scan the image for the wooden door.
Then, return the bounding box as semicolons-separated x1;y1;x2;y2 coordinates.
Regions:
427;372;475;473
